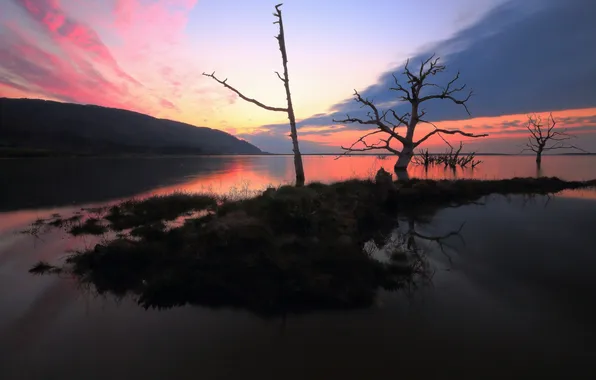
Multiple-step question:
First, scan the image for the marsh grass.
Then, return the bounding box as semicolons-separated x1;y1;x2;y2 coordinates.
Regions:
70;217;109;236
105;192;217;231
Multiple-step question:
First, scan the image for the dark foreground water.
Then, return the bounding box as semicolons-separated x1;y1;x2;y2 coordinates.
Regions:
1;155;596;379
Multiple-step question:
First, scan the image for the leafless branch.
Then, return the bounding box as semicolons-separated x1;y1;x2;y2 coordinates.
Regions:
389;109;410;126
274;71;286;82
332;90;407;145
338;129;400;157
389;74;412;102
415;127;488;148
419;85;473;115
202;72;287;112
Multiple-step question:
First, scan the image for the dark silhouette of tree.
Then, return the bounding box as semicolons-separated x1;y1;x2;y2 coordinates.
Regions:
333;55;487;175
203;3;305;186
522;113;586;166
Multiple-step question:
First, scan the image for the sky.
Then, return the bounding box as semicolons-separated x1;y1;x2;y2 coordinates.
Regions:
1;0;595;153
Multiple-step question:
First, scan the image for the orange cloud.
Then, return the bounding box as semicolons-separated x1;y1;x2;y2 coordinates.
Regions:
298;107;596;152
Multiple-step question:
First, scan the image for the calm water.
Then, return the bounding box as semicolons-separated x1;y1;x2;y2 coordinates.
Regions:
1;155;596;379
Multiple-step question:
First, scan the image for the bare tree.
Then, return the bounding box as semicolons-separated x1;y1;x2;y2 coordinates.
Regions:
522;113;585;165
333;55;487;174
203;3;305;186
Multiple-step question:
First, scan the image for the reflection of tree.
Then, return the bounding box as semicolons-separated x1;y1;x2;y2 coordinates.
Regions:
520;193;553;209
404;217;465;266
367;214;467;296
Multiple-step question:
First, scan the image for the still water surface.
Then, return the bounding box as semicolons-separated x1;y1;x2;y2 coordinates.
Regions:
1;155;596;379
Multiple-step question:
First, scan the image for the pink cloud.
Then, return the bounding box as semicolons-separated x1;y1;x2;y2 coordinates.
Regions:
160;98;178;110
0;21;141;112
14;0;139;85
109;0;205;99
1;0;215;122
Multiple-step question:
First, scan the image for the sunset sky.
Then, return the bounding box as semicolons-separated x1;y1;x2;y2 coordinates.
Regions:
1;0;595;153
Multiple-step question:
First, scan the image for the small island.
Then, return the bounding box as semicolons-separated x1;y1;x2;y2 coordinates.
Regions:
28;174;596;316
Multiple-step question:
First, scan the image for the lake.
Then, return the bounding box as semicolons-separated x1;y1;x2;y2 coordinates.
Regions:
1;155;596;379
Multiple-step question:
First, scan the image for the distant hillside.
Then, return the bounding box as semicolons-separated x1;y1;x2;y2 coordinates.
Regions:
0;98;262;156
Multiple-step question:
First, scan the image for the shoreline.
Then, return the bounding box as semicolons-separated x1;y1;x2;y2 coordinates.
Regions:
2;152;595;159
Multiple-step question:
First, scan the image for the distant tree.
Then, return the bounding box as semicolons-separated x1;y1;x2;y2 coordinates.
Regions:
333;55;487;176
522;113;586;165
203;3;305;186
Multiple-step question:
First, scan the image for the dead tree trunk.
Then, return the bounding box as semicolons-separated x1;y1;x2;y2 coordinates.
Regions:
536;149;543;164
275;4;305;186
395;143;414;171
203;3;305;186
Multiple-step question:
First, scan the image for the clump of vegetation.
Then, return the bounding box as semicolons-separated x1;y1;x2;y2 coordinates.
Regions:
23;193;216;237
105;192;217;231
29;261;62;275
69;218;108;236
413;143;482;169
27;176;596;316
26;178;418;315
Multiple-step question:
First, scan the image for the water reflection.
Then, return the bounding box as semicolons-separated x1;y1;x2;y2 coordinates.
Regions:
22;196;474;317
2;156;596;379
2;192;596;378
2;155;596;212
402;216;465;266
0;156;281;211
536;161;544;177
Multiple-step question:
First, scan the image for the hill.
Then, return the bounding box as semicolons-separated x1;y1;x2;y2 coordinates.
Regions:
0;98;262;156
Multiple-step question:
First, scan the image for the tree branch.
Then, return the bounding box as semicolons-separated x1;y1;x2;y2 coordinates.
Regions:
389;74;412;101
418;119;453;149
414;128;488;148
274;71;286;82
332;90;407;144
338;129;400;156
388;109;410;127
418;70;473;115
543;143;588;152
202;72;288;112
